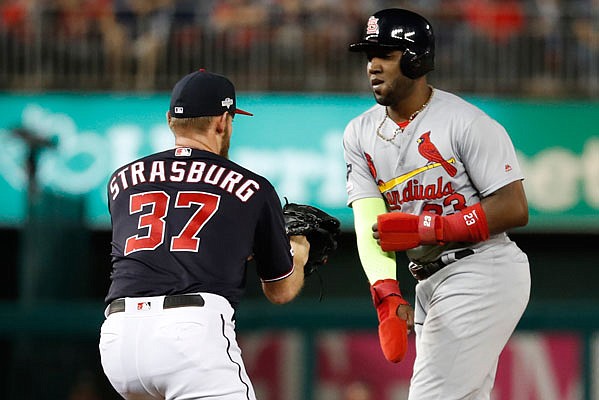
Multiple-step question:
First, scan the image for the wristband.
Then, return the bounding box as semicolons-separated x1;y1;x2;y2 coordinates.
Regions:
376;203;490;252
370;279;409;306
440;203;489;243
417;212;441;244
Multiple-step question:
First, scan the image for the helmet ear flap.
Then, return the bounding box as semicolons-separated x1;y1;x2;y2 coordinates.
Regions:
400;48;421;79
400;48;434;79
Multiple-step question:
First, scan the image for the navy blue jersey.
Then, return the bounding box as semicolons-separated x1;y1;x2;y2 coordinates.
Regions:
105;147;293;309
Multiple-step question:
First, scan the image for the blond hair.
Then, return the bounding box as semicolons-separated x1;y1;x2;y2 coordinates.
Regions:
168;116;215;132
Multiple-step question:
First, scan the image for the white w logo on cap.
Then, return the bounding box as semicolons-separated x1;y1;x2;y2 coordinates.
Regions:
221;97;234;109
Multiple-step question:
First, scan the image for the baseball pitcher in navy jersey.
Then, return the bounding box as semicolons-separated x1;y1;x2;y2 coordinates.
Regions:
99;70;310;400
344;9;531;400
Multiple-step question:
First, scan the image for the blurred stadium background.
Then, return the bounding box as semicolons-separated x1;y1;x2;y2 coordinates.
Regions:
0;0;598;399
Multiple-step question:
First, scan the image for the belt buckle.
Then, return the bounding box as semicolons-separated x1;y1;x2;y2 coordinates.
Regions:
409;262;430;280
409;259;444;281
409;248;475;281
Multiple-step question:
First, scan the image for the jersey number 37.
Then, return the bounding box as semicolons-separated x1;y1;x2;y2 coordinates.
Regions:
124;191;220;255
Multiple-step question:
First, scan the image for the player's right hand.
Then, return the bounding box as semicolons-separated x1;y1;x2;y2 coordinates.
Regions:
397;303;414;335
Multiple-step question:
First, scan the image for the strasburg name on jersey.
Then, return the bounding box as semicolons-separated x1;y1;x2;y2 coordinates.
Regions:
109;152;260;202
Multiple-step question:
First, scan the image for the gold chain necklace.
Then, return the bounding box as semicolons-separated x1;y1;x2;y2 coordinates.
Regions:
375;88;433;142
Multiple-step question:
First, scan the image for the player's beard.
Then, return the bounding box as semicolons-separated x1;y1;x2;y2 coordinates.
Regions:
220;126;231;159
373;75;416;107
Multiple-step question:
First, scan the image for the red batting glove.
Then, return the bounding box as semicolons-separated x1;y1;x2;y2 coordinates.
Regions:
375;212;434;251
376;203;490;252
370;279;410;363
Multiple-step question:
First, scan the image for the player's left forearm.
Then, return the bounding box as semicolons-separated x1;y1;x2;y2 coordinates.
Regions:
374;180;529;251
479;180;528;235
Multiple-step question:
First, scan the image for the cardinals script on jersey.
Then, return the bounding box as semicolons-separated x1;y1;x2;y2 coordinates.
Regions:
384;177;454;211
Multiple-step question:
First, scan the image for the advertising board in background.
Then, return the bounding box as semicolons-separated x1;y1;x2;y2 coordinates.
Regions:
237;331;585;400
0;94;597;232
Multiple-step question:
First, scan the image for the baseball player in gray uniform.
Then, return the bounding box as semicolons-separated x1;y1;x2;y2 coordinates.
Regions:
343;9;531;400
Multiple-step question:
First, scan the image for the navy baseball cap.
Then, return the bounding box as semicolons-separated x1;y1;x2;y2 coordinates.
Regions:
169;69;253;118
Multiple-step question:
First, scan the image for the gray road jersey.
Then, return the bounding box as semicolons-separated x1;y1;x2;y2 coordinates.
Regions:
343;88;524;217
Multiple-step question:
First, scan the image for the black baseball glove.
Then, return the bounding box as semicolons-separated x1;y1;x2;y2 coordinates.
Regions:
283;200;341;276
